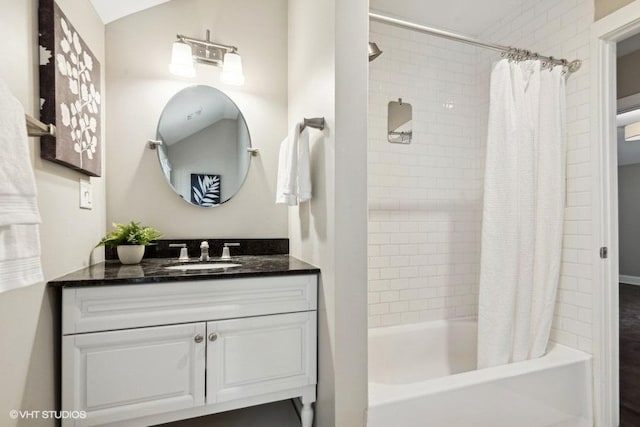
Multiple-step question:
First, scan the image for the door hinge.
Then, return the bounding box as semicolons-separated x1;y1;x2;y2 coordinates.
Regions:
600;247;608;259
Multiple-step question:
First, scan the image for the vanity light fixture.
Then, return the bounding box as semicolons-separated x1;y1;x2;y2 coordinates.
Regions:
169;29;245;85
625;121;640;142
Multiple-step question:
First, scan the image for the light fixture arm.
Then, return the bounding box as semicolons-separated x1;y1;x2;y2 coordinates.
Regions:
176;33;237;54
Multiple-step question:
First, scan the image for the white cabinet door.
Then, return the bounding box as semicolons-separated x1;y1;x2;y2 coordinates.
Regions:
62;322;206;426
206;312;317;404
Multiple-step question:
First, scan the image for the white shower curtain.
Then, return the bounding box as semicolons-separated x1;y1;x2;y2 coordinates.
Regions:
477;59;566;369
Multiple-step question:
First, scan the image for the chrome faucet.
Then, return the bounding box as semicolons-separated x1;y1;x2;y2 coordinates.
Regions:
169;243;189;261
200;241;210;261
221;242;240;260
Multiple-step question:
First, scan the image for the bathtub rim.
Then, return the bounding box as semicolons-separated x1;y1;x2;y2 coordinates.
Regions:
368;319;592;407
368;316;477;339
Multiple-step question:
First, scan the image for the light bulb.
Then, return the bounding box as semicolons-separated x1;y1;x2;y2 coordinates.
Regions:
220;52;245;86
169;41;195;78
625;121;640;142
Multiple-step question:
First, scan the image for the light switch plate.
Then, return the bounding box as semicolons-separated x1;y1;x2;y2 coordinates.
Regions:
80;179;93;210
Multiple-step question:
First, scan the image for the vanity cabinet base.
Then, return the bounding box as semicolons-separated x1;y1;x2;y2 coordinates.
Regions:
96;386;316;427
60;274;318;427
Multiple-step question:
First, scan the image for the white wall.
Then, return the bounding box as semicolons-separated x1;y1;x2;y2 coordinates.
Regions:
368;23;483;327
288;0;368;425
0;0;106;424
476;0;594;355
618;163;640;277
105;0;288;238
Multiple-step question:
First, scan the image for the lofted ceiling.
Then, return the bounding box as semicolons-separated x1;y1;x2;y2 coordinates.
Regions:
370;0;530;35
92;0;531;34
89;0;170;24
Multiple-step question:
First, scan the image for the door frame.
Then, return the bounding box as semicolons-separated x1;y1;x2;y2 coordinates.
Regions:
591;2;640;426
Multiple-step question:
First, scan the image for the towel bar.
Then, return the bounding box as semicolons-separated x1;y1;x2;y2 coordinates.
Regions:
25;114;56;137
300;117;325;133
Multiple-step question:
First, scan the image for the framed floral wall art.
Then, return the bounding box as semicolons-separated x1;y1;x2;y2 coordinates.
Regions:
38;0;102;177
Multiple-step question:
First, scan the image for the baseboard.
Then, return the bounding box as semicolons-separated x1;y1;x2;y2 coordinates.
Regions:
620;275;640;286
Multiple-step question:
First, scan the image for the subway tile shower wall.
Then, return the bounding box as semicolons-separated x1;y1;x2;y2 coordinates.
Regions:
368;22;483;328
368;0;594;356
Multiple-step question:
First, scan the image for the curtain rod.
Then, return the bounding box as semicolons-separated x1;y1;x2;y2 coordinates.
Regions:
369;12;582;73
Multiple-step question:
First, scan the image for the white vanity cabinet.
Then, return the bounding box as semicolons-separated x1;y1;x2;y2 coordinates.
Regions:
60;274;318;427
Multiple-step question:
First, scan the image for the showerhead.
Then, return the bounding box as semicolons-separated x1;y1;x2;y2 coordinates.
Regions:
369;42;383;62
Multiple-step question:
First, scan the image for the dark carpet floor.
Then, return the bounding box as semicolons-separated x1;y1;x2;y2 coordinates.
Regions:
620;283;640;426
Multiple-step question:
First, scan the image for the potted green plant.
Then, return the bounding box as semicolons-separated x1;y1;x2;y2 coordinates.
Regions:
97;221;162;264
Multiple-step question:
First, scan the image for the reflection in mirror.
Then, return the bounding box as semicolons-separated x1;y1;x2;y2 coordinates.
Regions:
388;99;413;144
156;85;251;207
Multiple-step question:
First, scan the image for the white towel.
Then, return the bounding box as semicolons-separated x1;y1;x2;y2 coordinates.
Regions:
0;78;44;292
276;123;312;205
0;225;44;292
276;123;299;205
0;79;40;226
297;127;311;202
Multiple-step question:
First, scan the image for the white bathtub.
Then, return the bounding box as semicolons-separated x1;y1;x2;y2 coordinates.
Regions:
368;319;593;427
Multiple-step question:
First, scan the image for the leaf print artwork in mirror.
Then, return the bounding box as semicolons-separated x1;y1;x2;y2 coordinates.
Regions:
191;174;221;207
39;0;102;176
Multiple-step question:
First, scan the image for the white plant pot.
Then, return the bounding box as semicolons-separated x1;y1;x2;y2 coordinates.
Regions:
117;245;145;265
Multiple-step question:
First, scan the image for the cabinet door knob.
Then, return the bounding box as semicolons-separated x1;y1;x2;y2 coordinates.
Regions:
208;333;218;342
194;334;204;343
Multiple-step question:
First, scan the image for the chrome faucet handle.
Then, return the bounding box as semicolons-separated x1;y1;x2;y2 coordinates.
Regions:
169;243;189;261
221;242;240;260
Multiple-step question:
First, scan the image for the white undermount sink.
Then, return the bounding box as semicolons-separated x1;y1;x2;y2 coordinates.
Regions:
165;263;241;271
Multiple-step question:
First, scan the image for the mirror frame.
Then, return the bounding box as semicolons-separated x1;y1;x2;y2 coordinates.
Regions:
155;85;253;208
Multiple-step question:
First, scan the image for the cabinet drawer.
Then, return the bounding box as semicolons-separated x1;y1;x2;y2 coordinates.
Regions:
206;311;317;404
62;322;205;426
62;275;317;334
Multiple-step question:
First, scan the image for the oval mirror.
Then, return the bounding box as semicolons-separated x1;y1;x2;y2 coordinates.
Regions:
156;85;251;207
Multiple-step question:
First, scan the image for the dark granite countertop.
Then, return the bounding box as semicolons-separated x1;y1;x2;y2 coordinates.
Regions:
48;255;320;287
